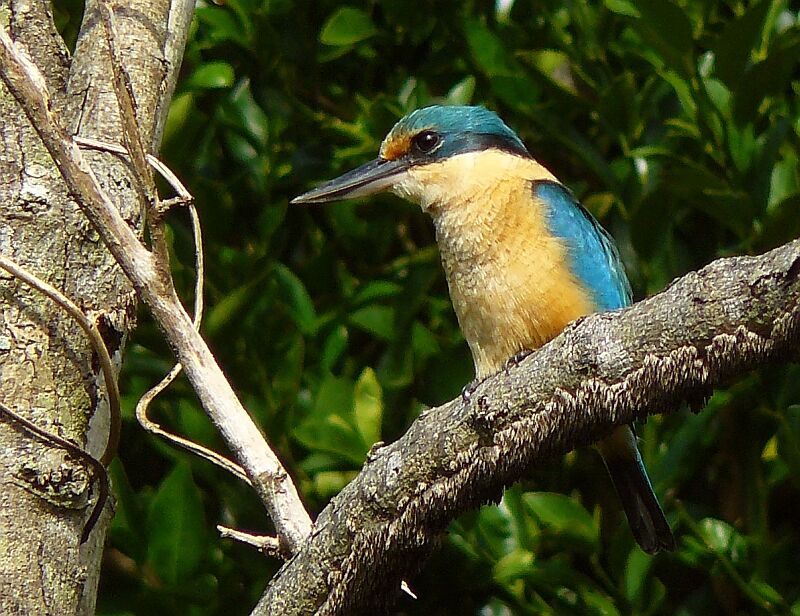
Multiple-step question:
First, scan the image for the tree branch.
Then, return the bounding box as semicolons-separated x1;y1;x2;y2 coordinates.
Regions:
256;238;800;615
0;23;312;551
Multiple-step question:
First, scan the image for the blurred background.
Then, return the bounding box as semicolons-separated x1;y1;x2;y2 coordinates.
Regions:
53;0;800;613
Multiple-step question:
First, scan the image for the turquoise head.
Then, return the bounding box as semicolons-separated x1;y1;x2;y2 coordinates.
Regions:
292;105;530;205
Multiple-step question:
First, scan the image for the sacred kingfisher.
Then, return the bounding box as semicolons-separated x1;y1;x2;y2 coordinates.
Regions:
293;105;675;554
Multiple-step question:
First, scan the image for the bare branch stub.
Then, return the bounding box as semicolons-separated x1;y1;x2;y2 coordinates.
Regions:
217;525;283;558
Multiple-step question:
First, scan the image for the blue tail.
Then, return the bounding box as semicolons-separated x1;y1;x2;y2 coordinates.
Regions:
599;426;675;554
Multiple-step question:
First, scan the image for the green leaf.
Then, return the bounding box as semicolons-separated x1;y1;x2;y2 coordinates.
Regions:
597;72;638;136
351;280;403;304
353;367;382;446
446;76;476;105
725;114;755;174
175;398;217;447
604;0;639;17
777;405;800;490
378;343;415;389
348;305;394;341
624;547;653;603
321;325;349;373
661;70;697;118
204;284;253;335
320;7;377;46
713;0;771;88
523;492;598;548
411;321;440;359
464;19;516;77
677;536;711;567
196;6;249;47
663;161;754;236
697;518;745;558
528;49;578;95
293;374;367;464
474;505;516;559
759;193;800;249
631;0;694;76
490;75;541;111
312;470;358;499
162;92;194;147
480;599;521;615
185;61;235;89
227;80;270;149
524;558;597;599
272;334;305;401
146;464;206;585
750;579;784;608
293;414;365;464
107;460;142;558
650;409;715;488
734;32;800;122
313;373;354;418
273;264;318;335
753;118;792;211
492;549;534;585
581;587;622;616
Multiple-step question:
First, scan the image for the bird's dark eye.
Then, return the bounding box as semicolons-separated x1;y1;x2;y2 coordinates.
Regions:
411;130;441;155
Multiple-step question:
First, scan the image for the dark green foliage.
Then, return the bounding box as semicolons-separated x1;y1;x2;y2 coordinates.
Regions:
54;0;800;613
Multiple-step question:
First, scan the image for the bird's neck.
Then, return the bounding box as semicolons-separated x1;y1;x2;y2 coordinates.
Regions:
407;151;594;378
431;176;537;277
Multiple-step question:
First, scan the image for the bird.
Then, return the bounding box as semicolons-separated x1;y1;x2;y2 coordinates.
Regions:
292;105;675;554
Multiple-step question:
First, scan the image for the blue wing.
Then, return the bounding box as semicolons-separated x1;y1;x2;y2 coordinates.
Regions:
534;180;632;310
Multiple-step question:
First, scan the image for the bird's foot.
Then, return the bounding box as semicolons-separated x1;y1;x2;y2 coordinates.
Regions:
366;440;385;462
461;378;482;403
504;349;533;372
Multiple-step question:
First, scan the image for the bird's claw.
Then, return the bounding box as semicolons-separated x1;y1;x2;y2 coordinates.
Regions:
504;349;533;372
366;440;385;461
461;379;481;403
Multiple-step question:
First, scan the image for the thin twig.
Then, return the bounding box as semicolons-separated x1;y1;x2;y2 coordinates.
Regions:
0;401;108;544
74;136;192;202
74;137;246;483
133;197;250;483
0;255;120;466
83;6;248;492
217;525;282;557
98;1;173;287
135;364;250;484
97;2;157;209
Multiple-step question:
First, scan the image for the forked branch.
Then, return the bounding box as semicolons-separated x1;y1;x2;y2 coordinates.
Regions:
0;22;312;551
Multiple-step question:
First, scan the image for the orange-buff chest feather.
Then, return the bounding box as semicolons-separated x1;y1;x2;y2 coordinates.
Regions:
405;152;595;379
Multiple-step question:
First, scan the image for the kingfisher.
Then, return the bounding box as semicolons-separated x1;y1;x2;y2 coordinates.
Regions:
293;105;675;554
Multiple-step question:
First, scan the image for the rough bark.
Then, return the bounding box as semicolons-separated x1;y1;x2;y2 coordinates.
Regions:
0;1;188;613
256;238;800;616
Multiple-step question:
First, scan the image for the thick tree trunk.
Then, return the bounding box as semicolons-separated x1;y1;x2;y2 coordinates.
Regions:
0;1;190;612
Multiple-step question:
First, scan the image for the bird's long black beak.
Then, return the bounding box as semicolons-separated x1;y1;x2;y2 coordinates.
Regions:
291;157;408;204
